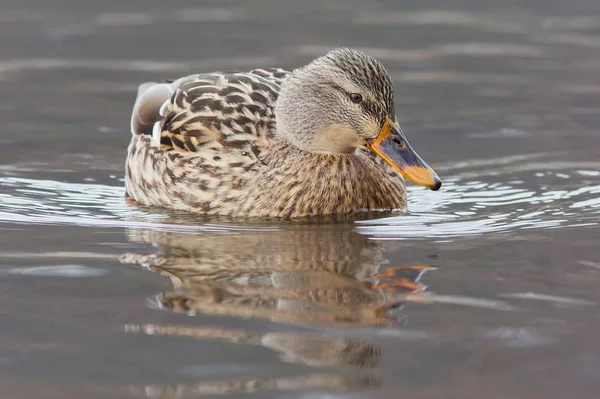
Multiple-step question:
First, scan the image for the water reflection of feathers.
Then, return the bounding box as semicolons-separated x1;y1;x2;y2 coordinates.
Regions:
127;323;381;369
135;374;381;397
126;321;383;394
120;225;432;395
120;225;431;327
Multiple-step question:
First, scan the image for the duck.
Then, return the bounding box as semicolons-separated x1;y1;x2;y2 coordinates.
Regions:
126;48;441;218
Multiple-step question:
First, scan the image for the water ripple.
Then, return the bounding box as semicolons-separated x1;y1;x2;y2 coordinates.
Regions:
357;168;600;239
0;177;277;232
0;163;598;240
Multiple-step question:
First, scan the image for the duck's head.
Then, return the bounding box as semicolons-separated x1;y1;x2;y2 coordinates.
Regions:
275;48;441;191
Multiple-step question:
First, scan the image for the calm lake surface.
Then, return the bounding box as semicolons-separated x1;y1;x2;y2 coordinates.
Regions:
1;0;600;398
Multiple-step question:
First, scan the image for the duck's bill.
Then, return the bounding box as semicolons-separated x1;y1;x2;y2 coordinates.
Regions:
367;118;442;191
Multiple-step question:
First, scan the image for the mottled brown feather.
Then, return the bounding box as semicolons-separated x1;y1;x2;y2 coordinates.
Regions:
125;60;407;218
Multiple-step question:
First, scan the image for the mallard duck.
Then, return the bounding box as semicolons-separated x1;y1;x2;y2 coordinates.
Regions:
126;48;441;218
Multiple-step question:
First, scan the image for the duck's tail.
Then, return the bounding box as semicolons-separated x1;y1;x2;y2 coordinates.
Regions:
130;80;182;141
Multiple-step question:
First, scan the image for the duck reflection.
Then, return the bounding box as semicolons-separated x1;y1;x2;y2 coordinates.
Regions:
134;373;380;397
120;223;433;395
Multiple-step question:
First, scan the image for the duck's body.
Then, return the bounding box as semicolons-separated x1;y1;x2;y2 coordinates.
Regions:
126;49;440;218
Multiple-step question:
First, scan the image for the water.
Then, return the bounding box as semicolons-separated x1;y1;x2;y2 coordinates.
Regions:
1;0;600;397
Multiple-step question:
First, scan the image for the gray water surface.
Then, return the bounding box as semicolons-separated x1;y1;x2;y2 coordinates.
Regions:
1;0;600;398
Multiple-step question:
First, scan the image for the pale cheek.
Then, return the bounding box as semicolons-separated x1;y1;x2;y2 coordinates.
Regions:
361;119;382;139
315;123;362;154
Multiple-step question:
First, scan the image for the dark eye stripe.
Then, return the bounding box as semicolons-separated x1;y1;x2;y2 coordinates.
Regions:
360;101;385;121
328;83;387;121
327;82;346;94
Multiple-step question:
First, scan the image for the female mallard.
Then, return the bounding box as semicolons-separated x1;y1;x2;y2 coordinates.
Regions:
126;48;441;218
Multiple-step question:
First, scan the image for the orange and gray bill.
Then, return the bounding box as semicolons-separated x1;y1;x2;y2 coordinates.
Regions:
367;118;442;191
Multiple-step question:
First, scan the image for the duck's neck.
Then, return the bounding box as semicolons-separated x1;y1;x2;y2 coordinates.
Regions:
246;141;407;218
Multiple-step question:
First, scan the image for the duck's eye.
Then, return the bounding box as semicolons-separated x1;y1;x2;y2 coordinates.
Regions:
350;93;363;104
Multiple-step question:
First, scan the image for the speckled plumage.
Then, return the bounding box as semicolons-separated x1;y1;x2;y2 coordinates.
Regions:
125;49;410;218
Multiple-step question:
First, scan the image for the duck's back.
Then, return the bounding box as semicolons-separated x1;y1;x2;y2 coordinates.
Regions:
130;68;291;150
125;68;293;215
